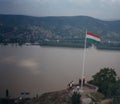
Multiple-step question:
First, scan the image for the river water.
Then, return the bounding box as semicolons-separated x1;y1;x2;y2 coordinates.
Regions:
0;45;120;98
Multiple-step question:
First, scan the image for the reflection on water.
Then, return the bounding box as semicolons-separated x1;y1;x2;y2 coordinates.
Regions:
0;45;120;98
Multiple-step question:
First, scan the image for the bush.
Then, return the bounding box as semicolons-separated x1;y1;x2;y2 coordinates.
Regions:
71;92;81;104
89;67;117;97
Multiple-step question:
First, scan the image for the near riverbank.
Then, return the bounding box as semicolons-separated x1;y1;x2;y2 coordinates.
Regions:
24;83;112;104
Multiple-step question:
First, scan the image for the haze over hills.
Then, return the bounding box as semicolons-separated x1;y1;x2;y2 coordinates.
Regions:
0;14;120;50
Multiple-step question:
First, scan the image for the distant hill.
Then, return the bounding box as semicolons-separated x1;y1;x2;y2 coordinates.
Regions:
0;14;120;50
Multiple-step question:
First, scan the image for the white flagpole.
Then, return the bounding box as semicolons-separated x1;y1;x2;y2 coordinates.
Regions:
81;29;87;90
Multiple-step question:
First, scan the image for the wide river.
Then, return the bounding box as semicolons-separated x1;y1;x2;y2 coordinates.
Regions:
0;45;120;98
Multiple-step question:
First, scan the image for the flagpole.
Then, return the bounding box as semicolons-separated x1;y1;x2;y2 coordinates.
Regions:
81;29;87;90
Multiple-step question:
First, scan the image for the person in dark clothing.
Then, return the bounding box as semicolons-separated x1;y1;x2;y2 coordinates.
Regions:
83;78;85;86
79;79;81;86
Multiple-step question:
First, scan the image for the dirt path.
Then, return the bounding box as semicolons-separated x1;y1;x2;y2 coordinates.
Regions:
81;86;96;99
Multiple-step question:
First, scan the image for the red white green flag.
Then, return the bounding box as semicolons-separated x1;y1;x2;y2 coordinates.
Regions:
86;32;101;42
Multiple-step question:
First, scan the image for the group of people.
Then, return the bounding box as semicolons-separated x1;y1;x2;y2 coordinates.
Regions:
67;78;86;93
79;78;85;86
68;81;74;90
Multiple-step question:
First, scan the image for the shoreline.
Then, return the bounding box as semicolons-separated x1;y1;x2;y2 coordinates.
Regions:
0;43;120;51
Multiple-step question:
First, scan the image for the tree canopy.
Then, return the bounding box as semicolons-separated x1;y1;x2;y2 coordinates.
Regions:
89;67;117;96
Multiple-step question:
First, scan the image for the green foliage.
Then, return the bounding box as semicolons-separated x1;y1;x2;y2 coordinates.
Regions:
107;80;120;97
112;96;120;104
89;68;117;97
71;92;81;104
89;67;120;98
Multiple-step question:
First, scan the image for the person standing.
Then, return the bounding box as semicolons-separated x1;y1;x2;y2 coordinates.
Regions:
79;79;81;86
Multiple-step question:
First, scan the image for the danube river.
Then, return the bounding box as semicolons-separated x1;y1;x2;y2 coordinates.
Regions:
0;45;120;98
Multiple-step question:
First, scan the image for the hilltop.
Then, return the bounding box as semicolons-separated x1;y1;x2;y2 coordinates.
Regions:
0;14;120;50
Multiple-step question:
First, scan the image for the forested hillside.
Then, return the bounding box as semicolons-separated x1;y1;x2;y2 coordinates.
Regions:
0;14;120;50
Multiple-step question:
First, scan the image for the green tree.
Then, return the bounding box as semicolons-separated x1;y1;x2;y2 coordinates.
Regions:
89;67;117;96
71;92;81;104
107;80;120;97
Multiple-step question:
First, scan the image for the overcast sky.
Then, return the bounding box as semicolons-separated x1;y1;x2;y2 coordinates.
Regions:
0;0;120;20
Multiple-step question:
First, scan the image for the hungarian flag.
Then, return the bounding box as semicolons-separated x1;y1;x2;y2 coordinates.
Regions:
86;32;101;42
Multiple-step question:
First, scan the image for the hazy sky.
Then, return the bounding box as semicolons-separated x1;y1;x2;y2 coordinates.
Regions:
0;0;120;19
